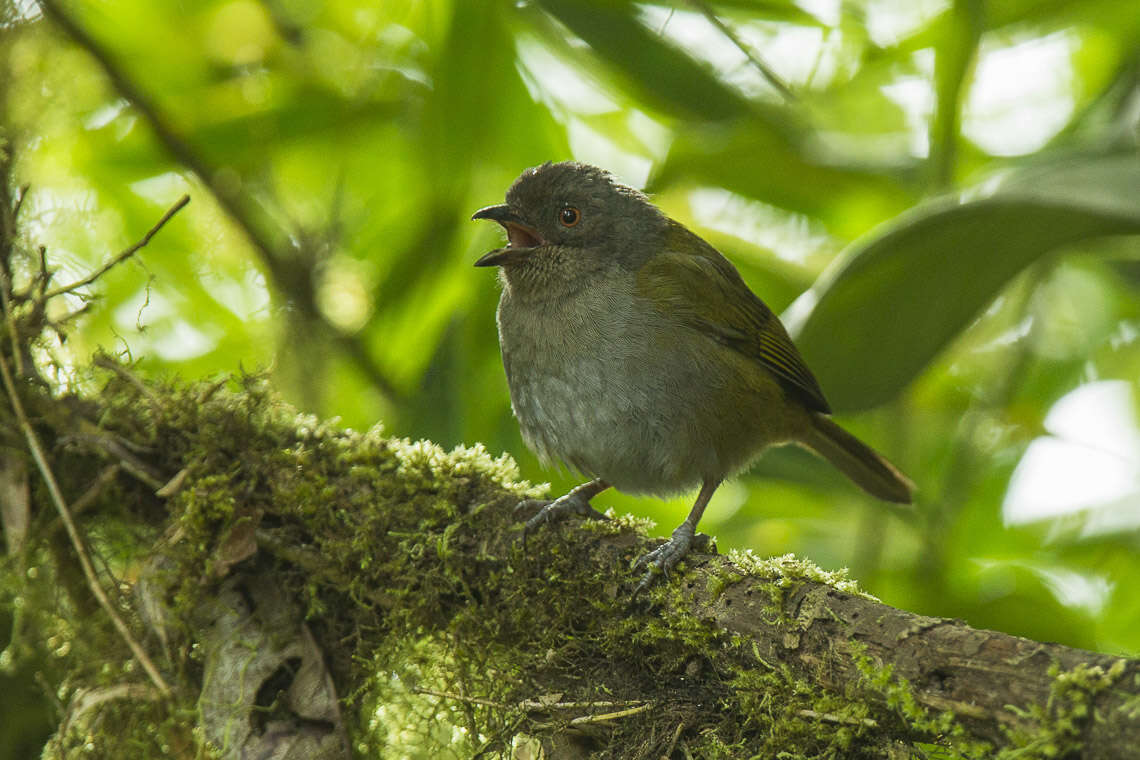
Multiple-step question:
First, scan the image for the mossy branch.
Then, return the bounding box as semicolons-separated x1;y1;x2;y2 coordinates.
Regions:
4;360;1138;759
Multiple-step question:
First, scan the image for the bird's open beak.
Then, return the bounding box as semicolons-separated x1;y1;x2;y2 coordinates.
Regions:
471;204;545;267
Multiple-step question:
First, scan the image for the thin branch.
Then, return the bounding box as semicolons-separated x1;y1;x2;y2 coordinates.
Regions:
415;686;656;724
0;351;171;697
154;467;189;499
53;302;92;327
798;708;878;728
37;242;52;298
568;703;651;725
93;354;164;411
686;0;797;103
518;698;647;711
36;0;403;401
0;269;24;376
13;183;30;224
69;464;121;517
35;0;277;261
663;721;685;758
76;433;167;491
44;195;190;299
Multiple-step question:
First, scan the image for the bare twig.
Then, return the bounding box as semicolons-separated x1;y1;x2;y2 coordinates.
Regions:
12;183;29;223
414;687;651;727
0;456;30;556
69;464;121;517
53;302;92;327
0;269;23;376
797;708;878;728
568;703;651;725
686;0;797;103
0;351;171;696
93;354;164;411
37;243;52;298
154;467;189;498
518;698;646;711
75;433;166;491
44;195;189;300
663;720;685;758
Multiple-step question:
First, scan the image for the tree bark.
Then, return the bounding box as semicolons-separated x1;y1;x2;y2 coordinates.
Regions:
1;362;1137;760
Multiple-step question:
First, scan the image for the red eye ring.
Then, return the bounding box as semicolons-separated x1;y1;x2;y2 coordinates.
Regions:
559;206;581;227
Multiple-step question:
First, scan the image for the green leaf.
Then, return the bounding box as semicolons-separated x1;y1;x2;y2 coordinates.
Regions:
791;154;1140;412
677;0;826;26
533;0;752;121
655;120;915;229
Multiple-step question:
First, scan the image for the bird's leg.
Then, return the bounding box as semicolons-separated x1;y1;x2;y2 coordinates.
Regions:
516;478;611;547
633;479;720;594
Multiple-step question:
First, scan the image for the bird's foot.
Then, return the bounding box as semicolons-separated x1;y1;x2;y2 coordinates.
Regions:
515;490;608;549
632;523;696;595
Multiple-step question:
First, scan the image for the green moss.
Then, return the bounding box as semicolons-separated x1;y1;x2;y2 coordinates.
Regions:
726;549;876;601
580;507;655;536
849;644;1132;760
1118;673;1140;721
996;659;1128;759
42;687;209;759
849;642;992;759
724;659;880;759
26;365;1133;759
705;567;744;599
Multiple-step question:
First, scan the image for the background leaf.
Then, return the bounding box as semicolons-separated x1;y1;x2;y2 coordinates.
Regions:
793;153;1140;411
535;0;753;121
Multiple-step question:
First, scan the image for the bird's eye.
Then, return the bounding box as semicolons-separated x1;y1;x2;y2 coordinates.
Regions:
559;206;581;227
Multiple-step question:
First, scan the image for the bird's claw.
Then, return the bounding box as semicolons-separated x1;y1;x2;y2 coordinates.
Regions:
517;492;608;551
632;525;695;595
514;498;553;517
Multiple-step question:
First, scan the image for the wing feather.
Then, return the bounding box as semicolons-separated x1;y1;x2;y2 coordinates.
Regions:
636;221;831;413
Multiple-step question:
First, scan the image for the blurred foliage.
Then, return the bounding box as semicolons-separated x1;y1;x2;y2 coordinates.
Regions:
2;0;1140;752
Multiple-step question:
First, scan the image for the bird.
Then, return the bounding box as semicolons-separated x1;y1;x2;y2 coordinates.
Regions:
472;161;913;592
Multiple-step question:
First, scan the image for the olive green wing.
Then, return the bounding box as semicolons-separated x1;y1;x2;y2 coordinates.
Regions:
636;221;831;414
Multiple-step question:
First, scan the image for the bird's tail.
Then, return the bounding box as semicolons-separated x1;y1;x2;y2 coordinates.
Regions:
801;413;914;504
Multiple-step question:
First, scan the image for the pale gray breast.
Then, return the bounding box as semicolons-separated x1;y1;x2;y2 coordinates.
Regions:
498;281;623;457
496;277;712;494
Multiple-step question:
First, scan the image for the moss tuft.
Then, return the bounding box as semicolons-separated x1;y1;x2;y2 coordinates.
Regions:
727;549;876;601
996;659;1128;759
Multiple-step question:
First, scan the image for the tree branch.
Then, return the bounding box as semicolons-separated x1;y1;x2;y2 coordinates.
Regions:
10;360;1138;757
34;0;279;268
35;0;403;402
676;552;1137;756
686;0;797;102
44;194;189;299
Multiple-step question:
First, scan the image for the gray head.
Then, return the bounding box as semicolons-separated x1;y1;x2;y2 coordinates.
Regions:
471;162;666;283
